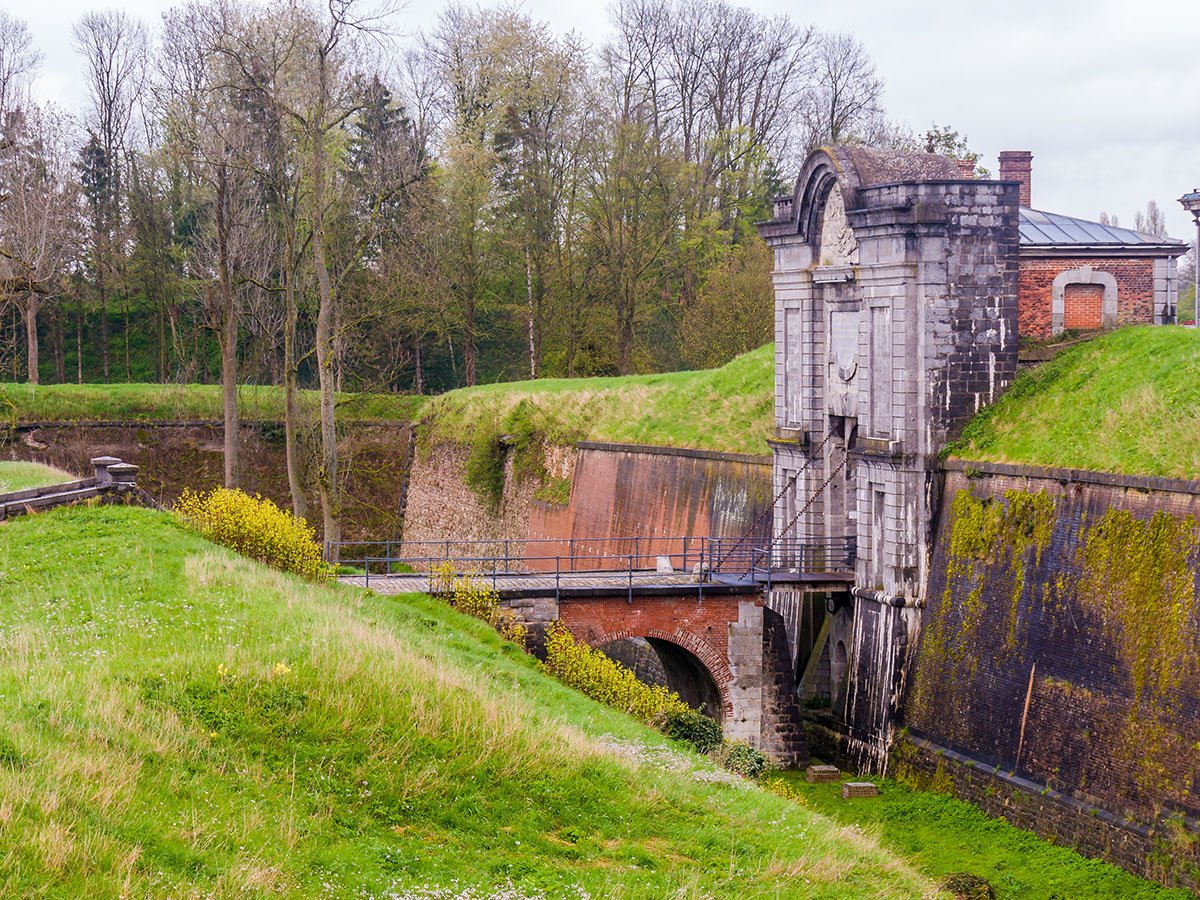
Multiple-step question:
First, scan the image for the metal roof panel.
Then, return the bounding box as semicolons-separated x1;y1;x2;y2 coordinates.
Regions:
1019;207;1187;248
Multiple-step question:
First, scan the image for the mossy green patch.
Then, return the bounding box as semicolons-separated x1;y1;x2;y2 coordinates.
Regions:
1077;507;1199;706
912;488;1056;736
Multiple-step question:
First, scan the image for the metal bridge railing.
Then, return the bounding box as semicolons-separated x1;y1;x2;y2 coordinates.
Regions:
749;537;858;593
329;535;726;575
335;534;857;600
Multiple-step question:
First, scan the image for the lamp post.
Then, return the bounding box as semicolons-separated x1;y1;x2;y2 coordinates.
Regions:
1180;190;1200;327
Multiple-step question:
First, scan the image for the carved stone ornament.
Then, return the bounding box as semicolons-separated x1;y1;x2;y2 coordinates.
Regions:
817;188;859;268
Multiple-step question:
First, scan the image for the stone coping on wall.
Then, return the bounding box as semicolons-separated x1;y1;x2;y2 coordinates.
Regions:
15;418;410;430
574;440;771;466
943;457;1200;496
903;732;1156;839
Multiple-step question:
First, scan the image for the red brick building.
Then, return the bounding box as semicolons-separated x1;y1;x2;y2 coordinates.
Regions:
998;151;1189;339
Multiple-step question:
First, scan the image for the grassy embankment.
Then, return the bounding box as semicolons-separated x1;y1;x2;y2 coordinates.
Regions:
7;327;1200;476
0;506;1188;897
0;460;75;493
948;326;1200;479
420;343;774;456
0;381;426;423
0;505;935;899
774;773;1188;900
1;346;773;454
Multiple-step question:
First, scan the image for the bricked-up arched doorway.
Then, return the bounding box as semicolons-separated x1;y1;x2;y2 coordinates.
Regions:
1063;282;1105;329
1051;266;1117;334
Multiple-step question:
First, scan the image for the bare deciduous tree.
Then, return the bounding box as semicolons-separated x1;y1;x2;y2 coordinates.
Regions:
0;105;79;383
799;32;883;153
72;10;148;380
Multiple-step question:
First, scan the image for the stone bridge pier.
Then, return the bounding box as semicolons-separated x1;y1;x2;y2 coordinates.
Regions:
504;585;808;766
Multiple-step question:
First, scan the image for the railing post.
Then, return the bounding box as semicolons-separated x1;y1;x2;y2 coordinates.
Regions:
569;538;575;573
628;553;634;604
555;554;561;603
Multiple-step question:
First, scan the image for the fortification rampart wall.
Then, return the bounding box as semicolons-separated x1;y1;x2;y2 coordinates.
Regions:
5;420;414;541
403;439;773;550
905;459;1200;889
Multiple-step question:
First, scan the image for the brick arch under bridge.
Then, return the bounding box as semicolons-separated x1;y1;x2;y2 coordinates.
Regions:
587;626;734;722
556;590;769;747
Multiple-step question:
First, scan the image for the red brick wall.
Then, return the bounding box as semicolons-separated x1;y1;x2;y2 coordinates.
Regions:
1062;282;1104;329
529;444;772;549
1018;256;1156;339
559;593;748;718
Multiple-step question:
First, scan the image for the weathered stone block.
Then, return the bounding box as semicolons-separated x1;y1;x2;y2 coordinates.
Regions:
806;764;841;783
841;781;879;799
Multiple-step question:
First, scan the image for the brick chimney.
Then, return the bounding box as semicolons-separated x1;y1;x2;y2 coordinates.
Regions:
956;158;976;179
999;150;1033;208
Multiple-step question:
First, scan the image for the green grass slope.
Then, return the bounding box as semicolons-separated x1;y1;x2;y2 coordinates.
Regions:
421;344;774;456
0;346;773;453
949;327;1200;479
777;773;1188;900
0;505;934;899
0;460;75;493
0;382;425;423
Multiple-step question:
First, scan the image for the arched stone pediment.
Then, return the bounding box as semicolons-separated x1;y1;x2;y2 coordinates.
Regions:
788;145;963;248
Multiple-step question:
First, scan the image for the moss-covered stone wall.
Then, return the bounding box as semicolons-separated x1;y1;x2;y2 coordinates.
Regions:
909;464;1200;888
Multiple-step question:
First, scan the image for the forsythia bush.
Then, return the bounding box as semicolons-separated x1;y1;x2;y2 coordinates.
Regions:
175;488;329;581
429;562;527;650
542;621;689;723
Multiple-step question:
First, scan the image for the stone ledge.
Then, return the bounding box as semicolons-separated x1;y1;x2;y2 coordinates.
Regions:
944;457;1200;496
574;440;771;466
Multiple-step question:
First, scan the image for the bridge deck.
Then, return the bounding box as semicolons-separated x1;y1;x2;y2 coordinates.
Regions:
339;569;852;598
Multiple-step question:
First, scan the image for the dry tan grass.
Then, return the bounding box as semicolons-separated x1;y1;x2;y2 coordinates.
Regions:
35;820;74;872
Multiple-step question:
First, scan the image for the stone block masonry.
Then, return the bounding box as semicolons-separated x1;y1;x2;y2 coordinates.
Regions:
759;145;1020;774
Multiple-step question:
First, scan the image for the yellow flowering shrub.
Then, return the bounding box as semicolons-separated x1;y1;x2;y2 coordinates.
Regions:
429;563;527;650
175;487;329;581
542;621;689;724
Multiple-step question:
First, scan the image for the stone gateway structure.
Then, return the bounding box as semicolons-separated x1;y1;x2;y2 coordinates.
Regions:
759;145;1200;891
758;145;1021;769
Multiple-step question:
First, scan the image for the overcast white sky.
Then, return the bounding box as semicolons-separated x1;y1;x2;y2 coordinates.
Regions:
14;0;1200;240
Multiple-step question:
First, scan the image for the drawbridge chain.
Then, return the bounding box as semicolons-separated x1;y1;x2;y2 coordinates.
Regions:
713;430;835;571
771;452;849;551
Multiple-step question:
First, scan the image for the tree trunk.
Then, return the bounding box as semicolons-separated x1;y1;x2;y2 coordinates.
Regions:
23;293;39;385
51;304;65;383
310;125;340;556
413;337;424;394
123;288;131;381
283;245;306;521
215;164;239;489
617;285;635;375
75;296;83;383
464;294;477;387
99;274;109;380
525;247;537;379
